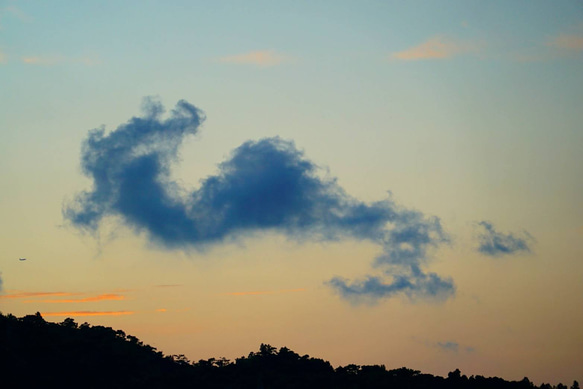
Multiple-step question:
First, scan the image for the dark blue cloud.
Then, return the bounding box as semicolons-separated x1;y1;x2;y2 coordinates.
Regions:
328;271;454;303
476;221;534;257
65;98;453;303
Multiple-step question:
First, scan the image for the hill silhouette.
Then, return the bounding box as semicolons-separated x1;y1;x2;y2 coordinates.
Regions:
0;312;577;389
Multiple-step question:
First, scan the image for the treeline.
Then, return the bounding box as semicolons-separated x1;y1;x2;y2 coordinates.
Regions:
0;312;578;389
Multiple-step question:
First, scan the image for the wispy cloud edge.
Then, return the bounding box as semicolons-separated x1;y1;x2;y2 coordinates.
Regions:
475;221;534;257
392;36;480;61
218;50;289;67
41;311;134;317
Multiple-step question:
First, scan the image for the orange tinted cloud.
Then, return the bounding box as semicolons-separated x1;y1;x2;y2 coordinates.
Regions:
22;56;60;65
547;34;583;51
41;311;134;317
222;288;306;296
30;293;125;304
21;55;100;66
0;292;77;299
155;308;167;312
392;36;477;61
219;50;288;66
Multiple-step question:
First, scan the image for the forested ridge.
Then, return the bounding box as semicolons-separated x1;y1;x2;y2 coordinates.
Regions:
0;312;578;389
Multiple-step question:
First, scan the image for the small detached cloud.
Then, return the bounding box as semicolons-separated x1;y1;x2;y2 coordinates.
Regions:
437;341;459;352
329;270;454;305
475;221;534;257
435;341;475;354
64;98;454;304
392;36;479;61
218;50;289;67
515;24;583;61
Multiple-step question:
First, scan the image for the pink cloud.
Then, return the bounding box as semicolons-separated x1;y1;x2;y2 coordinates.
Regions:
219;50;288;67
547;34;583;51
392;36;478;61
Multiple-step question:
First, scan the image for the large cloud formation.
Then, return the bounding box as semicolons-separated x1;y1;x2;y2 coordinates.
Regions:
476;221;534;257
65;98;454;303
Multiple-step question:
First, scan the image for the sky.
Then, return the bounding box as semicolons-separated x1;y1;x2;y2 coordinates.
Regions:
1;0;582;385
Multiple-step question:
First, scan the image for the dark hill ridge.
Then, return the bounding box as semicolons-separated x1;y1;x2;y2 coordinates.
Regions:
0;312;577;389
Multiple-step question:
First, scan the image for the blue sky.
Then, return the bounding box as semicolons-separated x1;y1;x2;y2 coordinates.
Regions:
1;1;582;385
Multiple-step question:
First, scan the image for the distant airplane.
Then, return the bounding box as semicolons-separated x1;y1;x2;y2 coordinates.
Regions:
19;258;26;261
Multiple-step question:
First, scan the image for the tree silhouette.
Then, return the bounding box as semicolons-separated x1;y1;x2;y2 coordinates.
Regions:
0;311;575;389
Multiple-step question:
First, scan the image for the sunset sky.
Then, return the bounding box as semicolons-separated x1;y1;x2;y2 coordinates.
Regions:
1;1;582;385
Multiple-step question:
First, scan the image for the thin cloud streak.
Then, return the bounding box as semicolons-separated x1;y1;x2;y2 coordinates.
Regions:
22;56;60;65
41;311;135;317
392;36;478;61
26;293;125;304
0;292;78;300
221;288;306;296
218;50;289;67
21;55;101;66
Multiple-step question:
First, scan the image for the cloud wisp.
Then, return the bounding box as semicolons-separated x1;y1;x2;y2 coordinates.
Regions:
26;293;125;304
21;54;100;66
41;311;134;317
0;291;78;300
437;341;459;353
434;341;475;353
64;98;453;304
221;288;306;297
0;6;32;25
475;221;534;257
392;36;479;61
547;34;583;51
218;50;289;67
547;23;583;52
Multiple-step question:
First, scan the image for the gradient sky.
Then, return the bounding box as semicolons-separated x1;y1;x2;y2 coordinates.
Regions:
1;0;582;385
